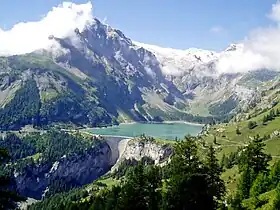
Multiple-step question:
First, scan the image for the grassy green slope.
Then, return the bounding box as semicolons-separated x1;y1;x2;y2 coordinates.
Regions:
202;101;280;157
198;94;280;200
242;189;277;210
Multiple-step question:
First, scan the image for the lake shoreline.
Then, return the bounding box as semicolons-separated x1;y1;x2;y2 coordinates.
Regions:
83;121;203;139
82;121;204;131
161;121;204;126
120;121;204;127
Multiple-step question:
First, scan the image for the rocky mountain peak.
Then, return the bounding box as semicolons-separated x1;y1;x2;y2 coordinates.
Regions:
1;14;277;128
224;43;244;52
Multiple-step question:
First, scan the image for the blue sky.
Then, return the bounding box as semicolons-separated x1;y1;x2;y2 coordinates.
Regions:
0;0;277;50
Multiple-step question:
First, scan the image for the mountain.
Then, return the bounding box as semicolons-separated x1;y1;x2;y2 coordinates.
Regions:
0;17;278;129
197;74;280;209
133;41;219;76
133;41;277;114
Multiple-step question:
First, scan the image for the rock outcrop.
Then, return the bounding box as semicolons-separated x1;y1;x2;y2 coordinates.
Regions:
13;141;112;199
119;139;173;165
12;137;173;200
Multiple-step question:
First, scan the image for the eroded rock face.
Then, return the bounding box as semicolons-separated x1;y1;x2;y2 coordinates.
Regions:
13;142;112;199
12;137;173;200
120;139;173;164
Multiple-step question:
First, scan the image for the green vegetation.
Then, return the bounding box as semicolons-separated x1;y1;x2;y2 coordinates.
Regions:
1;104;280;209
29;137;226;210
197;94;280;209
0;51;243;131
0;78;116;130
111;156;155;179
209;96;238;116
0;133;36;161
226;136;280;209
0;130;104;201
40;90;58;102
40;92;115;128
236;127;241;135
262;109;280;124
28;187;90;210
0;80;40;130
145;105;228;124
0;131;95;164
7;54;83;84
0;148;24;209
0;54;123;130
1;52;280;209
238;70;280;85
248;121;257;129
202;104;280;156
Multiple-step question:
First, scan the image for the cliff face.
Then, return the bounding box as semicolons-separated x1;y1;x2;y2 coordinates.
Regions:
13;142;112;199
13;138;173;200
120;139;173;164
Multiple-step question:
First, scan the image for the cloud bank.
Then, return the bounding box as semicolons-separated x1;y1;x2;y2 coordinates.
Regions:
0;2;93;56
216;1;280;73
1;1;280;76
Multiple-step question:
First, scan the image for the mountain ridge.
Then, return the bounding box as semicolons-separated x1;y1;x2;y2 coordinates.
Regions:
0;16;278;129
133;41;245;76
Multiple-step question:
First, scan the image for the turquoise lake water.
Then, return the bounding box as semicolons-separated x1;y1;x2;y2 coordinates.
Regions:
89;122;203;140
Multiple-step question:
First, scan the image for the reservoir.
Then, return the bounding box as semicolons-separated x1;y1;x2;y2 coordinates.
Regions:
89;122;203;140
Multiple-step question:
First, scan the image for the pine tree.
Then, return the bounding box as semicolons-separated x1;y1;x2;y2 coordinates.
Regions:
250;172;270;197
273;183;280;209
262;115;268;124
276;108;280;116
270;109;276;118
236;127;241;135
248;121;257;129
0;148;24;209
237;167;255;199
239;136;271;176
164;137;221;210
205;145;225;208
269;160;280;189
213;135;217;144
117;163;147;210
220;153;227;169
235;136;272;201
117;163;162;210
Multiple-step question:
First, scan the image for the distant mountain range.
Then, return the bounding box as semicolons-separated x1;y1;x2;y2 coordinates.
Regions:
0;17;279;129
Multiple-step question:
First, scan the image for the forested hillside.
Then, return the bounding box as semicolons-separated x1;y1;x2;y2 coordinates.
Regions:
21;80;280;209
198;82;280;209
1;105;280;210
0;130;114;200
28;137;226;210
0;53;227;131
26;134;280;210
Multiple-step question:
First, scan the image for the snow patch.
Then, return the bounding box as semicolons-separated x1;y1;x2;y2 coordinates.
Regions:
133;41;218;76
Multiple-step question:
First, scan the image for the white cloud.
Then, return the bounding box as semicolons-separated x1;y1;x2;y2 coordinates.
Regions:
0;1;93;56
1;0;280;77
268;1;280;22
216;1;280;73
210;26;226;34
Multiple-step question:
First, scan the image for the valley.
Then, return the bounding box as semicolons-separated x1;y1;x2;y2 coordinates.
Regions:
2;1;280;210
0;17;274;130
11;78;280;209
